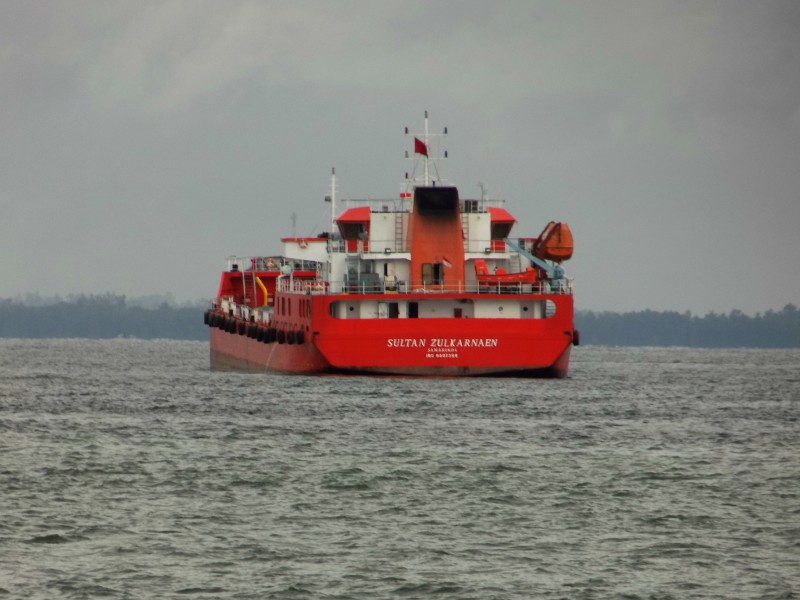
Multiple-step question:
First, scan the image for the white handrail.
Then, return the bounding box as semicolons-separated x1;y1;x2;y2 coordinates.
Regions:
275;277;572;296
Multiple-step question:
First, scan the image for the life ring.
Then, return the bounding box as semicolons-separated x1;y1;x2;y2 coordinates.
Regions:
299;239;308;249
265;258;276;269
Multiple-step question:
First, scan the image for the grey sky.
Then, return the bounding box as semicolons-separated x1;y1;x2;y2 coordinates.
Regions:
2;1;798;314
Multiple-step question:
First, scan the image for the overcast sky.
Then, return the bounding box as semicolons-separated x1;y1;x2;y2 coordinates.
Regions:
2;1;798;314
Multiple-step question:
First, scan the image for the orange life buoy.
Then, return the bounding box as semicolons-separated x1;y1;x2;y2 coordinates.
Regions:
299;239;308;249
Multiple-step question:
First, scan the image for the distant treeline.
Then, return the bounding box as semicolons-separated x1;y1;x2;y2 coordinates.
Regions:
0;294;207;340
1;294;798;348
575;305;800;348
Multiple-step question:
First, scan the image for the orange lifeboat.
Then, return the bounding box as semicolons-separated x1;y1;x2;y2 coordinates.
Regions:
534;222;573;262
474;259;537;287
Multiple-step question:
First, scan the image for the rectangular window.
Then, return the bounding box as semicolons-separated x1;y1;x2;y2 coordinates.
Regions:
389;303;399;318
422;263;434;285
433;263;443;285
408;302;418;319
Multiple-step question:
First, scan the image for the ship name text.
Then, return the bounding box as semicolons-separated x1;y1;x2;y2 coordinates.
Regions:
386;338;498;349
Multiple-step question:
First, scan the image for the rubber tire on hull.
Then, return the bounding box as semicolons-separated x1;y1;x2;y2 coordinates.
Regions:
295;330;304;345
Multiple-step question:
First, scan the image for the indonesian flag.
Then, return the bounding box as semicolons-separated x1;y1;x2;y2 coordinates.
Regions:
414;137;428;157
442;256;452;268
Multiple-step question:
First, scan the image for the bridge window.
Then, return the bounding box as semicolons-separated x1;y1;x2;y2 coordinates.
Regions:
341;223;366;239
491;222;513;240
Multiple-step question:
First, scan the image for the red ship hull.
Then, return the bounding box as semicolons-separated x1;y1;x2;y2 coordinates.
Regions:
208;292;574;378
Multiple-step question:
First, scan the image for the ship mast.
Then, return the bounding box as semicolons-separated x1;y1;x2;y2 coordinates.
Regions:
324;167;337;237
423;110;430;185
329;168;336;235
404;111;448;191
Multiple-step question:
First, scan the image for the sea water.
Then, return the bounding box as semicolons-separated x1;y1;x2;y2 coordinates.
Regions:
1;339;798;599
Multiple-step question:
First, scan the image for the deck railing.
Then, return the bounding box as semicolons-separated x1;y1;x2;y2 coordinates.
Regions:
213;277;571;325
275;277;573;296
226;256;321;273
326;238;517;255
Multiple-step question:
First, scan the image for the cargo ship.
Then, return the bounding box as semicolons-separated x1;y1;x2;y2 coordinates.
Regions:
204;113;578;377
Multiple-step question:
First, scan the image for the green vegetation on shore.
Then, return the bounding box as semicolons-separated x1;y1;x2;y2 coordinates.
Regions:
0;294;206;340
1;294;798;348
574;305;799;348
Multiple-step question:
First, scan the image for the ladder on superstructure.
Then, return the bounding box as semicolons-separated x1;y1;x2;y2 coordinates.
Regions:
395;213;404;252
461;213;471;253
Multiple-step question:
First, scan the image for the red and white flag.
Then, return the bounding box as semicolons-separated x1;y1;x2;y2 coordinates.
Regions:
442;256;452;268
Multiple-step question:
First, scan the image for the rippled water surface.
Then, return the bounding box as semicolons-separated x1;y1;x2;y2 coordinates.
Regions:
1;339;798;599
